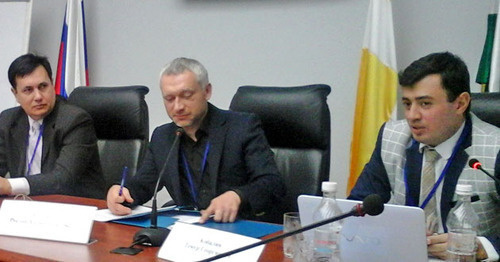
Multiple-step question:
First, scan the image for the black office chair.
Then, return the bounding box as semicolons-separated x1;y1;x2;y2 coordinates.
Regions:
470;92;500;128
68;86;150;190
230;84;331;223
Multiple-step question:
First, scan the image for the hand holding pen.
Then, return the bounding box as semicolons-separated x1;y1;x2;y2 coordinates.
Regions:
118;166;133;208
106;185;134;216
119;166;128;196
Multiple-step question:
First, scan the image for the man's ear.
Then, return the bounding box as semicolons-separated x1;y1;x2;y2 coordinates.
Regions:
455;92;470;114
204;83;212;100
11;87;20;103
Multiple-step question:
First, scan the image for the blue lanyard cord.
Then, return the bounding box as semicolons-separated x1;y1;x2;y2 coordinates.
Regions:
181;141;210;206
26;124;44;176
404;125;469;209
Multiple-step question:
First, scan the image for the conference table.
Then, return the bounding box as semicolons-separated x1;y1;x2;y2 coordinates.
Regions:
0;195;288;261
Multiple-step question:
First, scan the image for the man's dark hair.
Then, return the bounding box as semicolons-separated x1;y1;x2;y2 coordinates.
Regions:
399;52;470;105
8;53;53;89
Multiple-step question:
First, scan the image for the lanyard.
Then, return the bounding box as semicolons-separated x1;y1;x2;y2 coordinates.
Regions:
26;124;44;176
181;141;210;206
404;124;469;208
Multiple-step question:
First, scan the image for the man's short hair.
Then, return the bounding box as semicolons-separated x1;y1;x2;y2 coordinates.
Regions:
8;53;53;89
159;57;209;89
398;51;470;103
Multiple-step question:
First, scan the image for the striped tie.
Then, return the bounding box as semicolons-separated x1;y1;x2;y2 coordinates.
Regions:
420;147;440;233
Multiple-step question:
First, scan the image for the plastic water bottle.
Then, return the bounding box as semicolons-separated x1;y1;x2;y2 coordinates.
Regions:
446;184;479;262
312;181;342;262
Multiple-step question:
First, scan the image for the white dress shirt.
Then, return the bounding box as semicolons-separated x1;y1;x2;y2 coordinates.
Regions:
8;117;44;195
419;121;498;261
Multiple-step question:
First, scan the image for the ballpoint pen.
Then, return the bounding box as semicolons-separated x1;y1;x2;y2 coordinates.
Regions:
118;166;128;196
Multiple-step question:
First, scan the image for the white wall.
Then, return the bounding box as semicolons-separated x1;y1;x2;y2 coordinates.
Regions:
0;0;32;112
25;0;492;199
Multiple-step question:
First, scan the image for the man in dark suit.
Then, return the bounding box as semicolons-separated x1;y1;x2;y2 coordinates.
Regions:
0;54;105;199
349;52;499;260
107;57;285;223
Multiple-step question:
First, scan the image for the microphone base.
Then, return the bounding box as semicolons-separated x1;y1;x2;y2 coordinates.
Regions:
133;227;170;247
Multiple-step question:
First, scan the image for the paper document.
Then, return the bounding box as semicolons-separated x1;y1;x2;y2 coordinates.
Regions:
94;205;175;222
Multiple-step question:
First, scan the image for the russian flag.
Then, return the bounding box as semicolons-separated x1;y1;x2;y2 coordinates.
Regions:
55;0;89;98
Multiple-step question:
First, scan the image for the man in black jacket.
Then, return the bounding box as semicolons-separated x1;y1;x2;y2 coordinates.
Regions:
107;57;285;223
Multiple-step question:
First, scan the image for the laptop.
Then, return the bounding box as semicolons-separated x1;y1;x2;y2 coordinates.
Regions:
297;195;429;262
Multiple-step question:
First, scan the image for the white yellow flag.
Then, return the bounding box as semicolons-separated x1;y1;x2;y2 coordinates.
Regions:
348;0;397;194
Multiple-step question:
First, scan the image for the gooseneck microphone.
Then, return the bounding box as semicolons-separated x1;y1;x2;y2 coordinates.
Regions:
469;158;499;184
197;194;384;262
133;128;184;247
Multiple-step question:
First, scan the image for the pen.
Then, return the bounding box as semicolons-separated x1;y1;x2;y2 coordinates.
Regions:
118;166;128;196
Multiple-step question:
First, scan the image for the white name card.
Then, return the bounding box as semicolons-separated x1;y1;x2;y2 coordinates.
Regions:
0;200;97;244
158;222;264;262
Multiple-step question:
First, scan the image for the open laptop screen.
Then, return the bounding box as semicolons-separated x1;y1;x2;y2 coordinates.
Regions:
298;195;429;262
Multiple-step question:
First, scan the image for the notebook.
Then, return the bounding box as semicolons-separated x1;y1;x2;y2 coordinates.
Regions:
297;195;429;262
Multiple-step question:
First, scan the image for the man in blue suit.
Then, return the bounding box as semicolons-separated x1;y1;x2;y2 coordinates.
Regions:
107;57;285;223
349;52;499;260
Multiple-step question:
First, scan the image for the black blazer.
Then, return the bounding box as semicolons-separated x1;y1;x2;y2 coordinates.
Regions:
128;103;285;219
0;97;105;199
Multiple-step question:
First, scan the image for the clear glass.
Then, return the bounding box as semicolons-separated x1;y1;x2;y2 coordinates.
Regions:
293;234;313;262
283;212;301;258
446;193;479;262
312;190;343;262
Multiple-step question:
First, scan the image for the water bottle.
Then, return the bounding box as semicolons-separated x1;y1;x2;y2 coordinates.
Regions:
446;184;479;262
312;181;342;262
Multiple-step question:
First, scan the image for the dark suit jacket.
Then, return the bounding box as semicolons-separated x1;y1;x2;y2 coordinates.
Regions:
128;104;285;220
0;96;105;199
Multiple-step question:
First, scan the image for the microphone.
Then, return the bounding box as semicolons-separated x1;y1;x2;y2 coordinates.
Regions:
133;128;184;247
468;158;499;184
197;194;384;262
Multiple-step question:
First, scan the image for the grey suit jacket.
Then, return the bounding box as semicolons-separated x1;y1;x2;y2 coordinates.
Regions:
0;96;105;199
350;113;500;250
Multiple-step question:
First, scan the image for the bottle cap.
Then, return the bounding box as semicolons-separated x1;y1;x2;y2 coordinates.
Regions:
321;181;337;192
455;184;472;195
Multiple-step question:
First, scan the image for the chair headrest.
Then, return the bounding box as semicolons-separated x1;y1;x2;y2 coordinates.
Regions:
470;92;500;128
68;86;150;139
230;84;331;149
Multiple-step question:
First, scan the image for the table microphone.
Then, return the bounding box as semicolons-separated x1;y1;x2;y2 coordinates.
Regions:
469;158;500;184
197;194;384;262
133;128;184;247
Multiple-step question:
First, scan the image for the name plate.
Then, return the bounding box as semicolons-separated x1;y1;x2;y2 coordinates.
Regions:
0;200;97;244
158;222;264;262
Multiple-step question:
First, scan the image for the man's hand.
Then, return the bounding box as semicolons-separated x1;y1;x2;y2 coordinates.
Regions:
475;239;488;261
199;191;241;224
0;177;12;195
106;185;134;215
427;233;448;260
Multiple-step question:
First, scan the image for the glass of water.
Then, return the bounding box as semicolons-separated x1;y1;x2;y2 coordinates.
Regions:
283;212;301;258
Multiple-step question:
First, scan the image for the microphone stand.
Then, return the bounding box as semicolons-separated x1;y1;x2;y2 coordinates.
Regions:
198;194;383;262
477;166;500;184
133;128;184;247
469;159;500;184
197;211;355;262
198;200;381;262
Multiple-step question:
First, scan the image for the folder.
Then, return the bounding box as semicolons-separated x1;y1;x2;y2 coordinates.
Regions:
111;210;282;238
